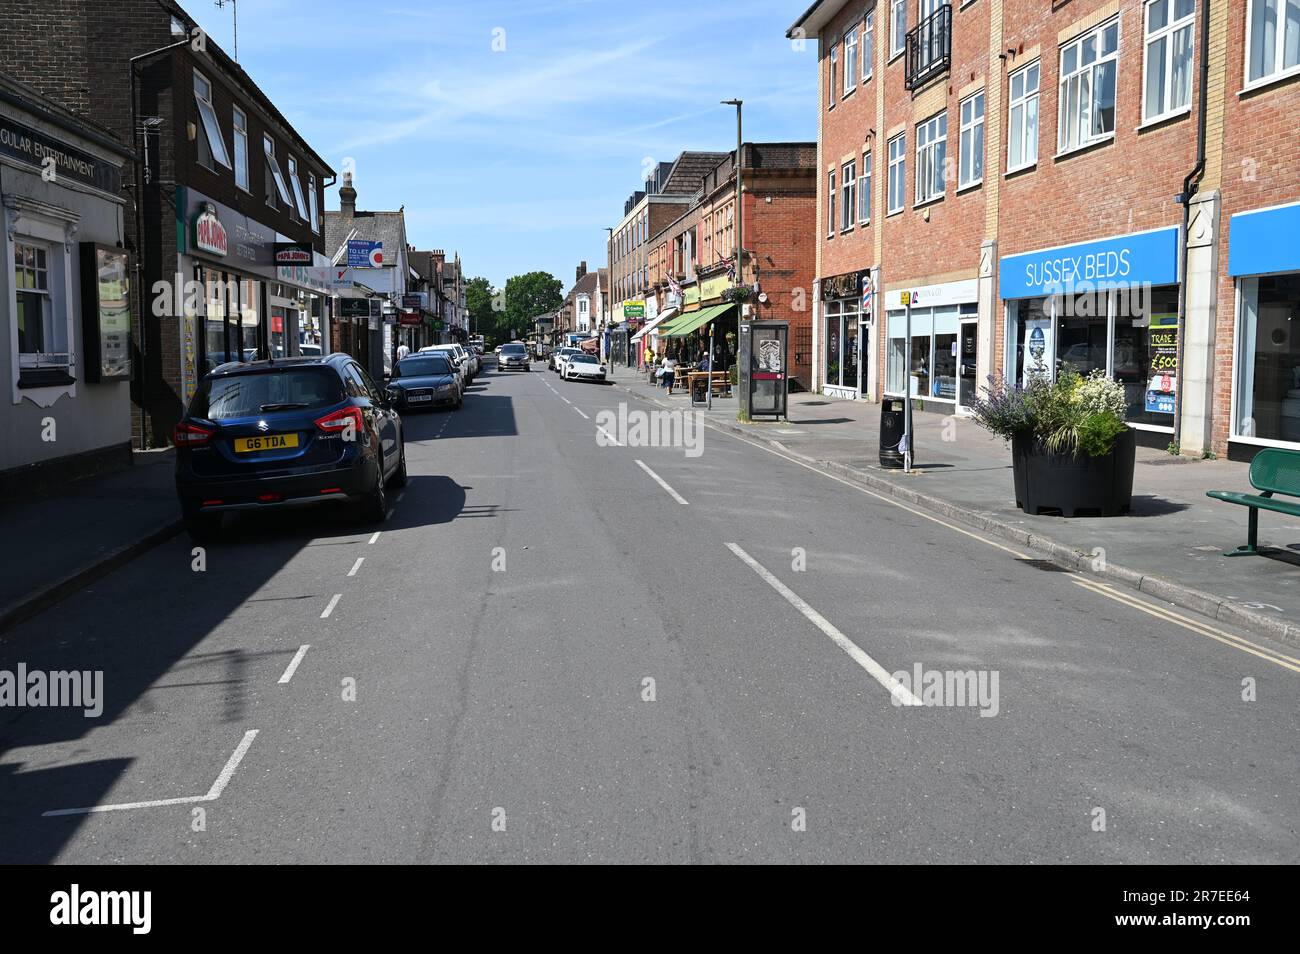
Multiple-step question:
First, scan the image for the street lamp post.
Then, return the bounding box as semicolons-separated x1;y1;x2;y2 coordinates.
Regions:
721;99;742;409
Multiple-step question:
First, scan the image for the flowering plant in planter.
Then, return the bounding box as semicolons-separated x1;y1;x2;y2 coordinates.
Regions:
970;369;1128;456
970;370;1135;517
722;285;753;303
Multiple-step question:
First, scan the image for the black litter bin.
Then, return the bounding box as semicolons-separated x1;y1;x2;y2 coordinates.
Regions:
880;399;906;468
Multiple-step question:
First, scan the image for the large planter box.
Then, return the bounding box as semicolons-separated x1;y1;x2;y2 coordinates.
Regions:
1011;428;1136;517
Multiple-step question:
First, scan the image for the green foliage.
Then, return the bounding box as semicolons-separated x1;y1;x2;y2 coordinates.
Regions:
503;271;563;340
465;276;496;340
971;369;1129;457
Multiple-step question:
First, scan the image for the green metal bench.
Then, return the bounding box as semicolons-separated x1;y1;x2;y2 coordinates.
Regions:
1206;447;1300;556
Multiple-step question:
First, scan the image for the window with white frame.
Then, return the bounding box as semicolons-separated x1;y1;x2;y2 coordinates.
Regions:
842;160;857;229
1245;0;1300;86
288;156;309;221
890;0;907;58
858;151;872;223
828;42;838;106
863;10;876;80
11;237;71;381
193;71;231;170
915;112;947;204
958;90;985;188
844;26;858;93
309;173;320;233
264;135;291;209
887;133;906;214
232;107;249;191
1144;0;1196;121
827;169;837;235
1059;18;1120;153
1007;60;1040;171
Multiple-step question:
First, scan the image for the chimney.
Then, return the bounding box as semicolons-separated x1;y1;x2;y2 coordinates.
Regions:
339;171;357;217
576;261;587;283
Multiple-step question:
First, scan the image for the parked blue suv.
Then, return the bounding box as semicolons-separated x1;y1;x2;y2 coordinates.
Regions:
173;354;405;538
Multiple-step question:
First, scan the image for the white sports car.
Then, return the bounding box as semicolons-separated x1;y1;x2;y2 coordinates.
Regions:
564;354;607;382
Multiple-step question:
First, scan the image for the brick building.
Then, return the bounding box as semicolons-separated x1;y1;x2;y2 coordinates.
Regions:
636;143;818;385
791;0;1300;459
0;0;333;448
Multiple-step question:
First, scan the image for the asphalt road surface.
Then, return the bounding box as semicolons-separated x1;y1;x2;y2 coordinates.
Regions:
2;359;1297;864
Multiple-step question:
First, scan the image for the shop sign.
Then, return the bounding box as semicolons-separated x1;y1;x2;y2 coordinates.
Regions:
347;240;384;268
820;270;870;300
339;298;371;319
623;300;645;319
0;114;121;195
700;274;729;300
1228;200;1300;277
273;242;313;265
885;278;977;310
398;310;422;326
194;203;228;256
1000;227;1180;299
683;284;700;306
402;293;424;311
1145;313;1178;415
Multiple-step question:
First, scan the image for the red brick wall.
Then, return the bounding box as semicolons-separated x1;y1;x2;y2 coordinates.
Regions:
1211;9;1300;454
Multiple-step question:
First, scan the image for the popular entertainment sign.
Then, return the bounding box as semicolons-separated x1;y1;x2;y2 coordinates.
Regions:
1000;227;1181;299
0;115;121;195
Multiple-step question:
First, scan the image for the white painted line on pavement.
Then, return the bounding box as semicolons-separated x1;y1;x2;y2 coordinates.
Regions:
278;644;311;684
43;730;260;817
368;531;381;545
725;543;922;707
635;459;689;505
206;729;259;799
320;593;342;618
347;557;365;577
574;407;590;420
561;396;572;405
596;425;624;446
396;492;405;503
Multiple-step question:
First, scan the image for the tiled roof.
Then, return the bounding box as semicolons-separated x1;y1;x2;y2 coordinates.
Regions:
323;210;407;265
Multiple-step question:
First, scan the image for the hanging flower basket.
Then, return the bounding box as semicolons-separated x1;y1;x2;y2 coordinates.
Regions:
722;285;753;303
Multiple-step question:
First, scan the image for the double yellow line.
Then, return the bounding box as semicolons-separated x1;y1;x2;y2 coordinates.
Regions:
1068;574;1300;674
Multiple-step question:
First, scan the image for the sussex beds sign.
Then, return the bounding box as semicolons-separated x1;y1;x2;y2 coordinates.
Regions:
999;227;1181;299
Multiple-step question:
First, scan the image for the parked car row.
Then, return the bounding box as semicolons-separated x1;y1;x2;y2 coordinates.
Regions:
173;340;496;539
550;346;607;383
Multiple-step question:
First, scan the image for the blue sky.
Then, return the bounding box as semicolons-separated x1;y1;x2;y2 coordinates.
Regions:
186;0;817;289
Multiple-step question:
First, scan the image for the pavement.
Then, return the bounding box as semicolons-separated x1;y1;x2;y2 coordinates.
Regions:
612;363;1300;648
0;449;181;634
0;355;1296;863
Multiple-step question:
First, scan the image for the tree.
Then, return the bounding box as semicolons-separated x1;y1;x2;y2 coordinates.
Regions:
466;276;497;340
503;271;563;341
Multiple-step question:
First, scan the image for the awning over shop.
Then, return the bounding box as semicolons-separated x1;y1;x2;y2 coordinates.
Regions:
662;302;735;337
578;337;599;353
630;307;678;341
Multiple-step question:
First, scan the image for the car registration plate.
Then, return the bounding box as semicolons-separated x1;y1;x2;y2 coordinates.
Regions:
234;433;299;453
409;394;432;402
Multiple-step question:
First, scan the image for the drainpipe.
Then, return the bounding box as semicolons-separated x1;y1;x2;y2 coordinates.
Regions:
129;34;191;447
1173;0;1211;452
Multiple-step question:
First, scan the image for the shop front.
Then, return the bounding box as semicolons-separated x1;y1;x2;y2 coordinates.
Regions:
883;278;978;412
1228;200;1300;456
1000;227;1182;438
178;187;280;406
820;269;872;399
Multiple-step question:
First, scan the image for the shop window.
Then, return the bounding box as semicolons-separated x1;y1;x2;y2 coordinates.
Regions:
1055;292;1110;378
885;305;958;400
1143;0;1196;122
1246;0;1300;86
194;70;232;171
1007;61;1040;172
11;231;74;390
1058;18;1119;154
1115;285;1180;426
823;298;862;389
1235;274;1300;443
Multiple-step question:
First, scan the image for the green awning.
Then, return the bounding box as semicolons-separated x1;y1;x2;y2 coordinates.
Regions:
663;302;735;337
655;310;696;336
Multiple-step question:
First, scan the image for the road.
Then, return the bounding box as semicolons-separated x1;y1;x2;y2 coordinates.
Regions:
1;358;1297;864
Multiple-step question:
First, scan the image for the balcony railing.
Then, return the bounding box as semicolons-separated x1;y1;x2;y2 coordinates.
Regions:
905;4;952;91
